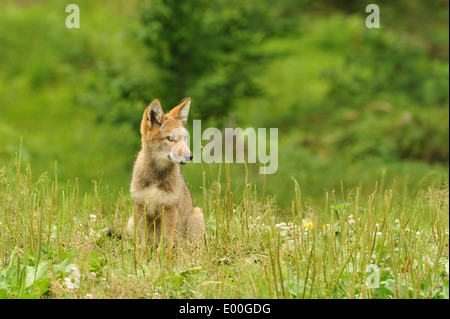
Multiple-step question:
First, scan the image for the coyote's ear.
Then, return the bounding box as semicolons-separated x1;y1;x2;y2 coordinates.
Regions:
141;99;165;135
169;97;191;126
147;99;165;126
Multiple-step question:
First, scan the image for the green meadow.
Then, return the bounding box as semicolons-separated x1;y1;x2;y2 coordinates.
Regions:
0;0;448;299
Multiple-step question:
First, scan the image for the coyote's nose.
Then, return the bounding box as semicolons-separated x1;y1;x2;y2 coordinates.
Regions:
179;153;193;165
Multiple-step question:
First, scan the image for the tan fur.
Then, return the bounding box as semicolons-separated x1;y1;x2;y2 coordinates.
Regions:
126;98;205;250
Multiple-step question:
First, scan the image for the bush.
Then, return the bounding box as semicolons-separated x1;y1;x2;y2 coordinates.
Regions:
320;28;449;164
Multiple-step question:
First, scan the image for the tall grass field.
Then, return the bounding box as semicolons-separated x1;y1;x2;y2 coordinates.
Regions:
0;155;448;299
0;1;448;301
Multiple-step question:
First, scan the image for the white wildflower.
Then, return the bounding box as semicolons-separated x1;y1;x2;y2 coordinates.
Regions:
64;278;77;290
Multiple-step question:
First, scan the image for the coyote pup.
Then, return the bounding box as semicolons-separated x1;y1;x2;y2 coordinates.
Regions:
126;98;205;248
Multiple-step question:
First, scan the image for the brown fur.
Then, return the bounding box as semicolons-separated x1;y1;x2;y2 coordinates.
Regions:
126;98;205;250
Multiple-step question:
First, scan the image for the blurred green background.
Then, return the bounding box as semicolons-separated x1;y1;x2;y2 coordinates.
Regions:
0;0;448;211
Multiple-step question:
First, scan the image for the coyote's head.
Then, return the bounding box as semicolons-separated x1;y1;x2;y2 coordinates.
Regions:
140;98;193;167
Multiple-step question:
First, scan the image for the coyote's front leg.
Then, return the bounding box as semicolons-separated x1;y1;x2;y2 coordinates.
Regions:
159;207;179;248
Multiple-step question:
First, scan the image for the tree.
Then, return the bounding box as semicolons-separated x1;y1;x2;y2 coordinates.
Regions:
138;0;295;123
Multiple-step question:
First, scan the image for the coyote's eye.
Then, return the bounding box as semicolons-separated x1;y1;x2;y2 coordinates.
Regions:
167;136;175;142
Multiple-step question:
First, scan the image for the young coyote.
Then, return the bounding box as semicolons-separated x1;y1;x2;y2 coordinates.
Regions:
125;98;205;248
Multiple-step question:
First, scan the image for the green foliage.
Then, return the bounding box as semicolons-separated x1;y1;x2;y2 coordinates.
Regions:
314;25;449;164
327;33;449;108
0;250;51;299
0;0;448;207
0;1;141;193
137;0;304;123
226;10;449;206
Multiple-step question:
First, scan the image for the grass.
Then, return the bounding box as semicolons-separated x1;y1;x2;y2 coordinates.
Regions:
0;155;448;299
0;1;447;299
